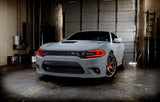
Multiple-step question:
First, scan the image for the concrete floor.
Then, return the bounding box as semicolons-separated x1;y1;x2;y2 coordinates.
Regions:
0;64;160;102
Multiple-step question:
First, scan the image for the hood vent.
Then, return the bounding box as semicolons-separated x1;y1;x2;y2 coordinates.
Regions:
61;41;77;43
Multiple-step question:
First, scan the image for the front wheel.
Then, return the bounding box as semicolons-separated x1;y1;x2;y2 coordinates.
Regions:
106;53;117;78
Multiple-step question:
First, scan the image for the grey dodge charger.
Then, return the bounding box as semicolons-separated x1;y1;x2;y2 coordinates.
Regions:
36;31;125;78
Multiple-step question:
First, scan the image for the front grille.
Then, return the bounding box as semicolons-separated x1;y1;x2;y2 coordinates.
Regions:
44;51;75;56
43;51;85;58
44;65;84;74
43;61;84;74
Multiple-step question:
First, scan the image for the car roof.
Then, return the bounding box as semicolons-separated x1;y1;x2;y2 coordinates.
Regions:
76;31;110;33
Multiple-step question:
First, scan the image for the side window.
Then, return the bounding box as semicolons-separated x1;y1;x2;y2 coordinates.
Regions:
106;32;110;42
111;33;118;41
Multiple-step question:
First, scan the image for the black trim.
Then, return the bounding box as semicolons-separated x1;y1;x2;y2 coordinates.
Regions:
43;61;84;74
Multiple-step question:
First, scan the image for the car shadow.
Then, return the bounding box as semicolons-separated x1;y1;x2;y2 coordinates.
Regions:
39;75;115;87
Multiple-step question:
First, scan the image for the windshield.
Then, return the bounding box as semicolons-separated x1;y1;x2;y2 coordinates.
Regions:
67;31;110;42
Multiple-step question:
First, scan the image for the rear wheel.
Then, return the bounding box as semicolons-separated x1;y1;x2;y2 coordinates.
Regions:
106;53;117;78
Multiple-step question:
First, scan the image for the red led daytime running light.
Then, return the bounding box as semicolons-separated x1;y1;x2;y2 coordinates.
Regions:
86;50;105;58
38;49;44;56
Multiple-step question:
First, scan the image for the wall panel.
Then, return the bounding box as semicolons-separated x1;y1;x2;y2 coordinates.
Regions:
82;0;98;31
65;0;136;62
65;0;81;38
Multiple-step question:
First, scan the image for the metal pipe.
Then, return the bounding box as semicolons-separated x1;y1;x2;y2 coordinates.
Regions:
135;0;138;62
39;0;42;46
147;11;150;64
26;0;29;23
80;0;82;31
154;11;157;63
115;0;118;34
62;1;65;38
33;0;35;50
20;0;21;37
97;0;100;30
17;0;19;36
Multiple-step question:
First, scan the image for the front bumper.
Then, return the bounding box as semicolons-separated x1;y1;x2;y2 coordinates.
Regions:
36;55;107;78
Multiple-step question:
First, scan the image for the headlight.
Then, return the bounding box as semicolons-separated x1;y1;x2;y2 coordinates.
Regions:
38;49;44;56
85;50;105;58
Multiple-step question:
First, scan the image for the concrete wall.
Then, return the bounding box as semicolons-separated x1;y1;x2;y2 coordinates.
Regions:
0;0;17;66
0;0;27;66
82;0;98;30
99;0;116;33
0;0;8;65
65;0;81;37
145;0;160;11
18;0;27;36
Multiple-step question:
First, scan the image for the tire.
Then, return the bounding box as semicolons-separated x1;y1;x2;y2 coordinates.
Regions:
106;53;117;78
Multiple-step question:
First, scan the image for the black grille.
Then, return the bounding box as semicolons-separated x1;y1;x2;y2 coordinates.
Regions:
44;51;76;56
43;51;85;58
44;65;84;74
43;61;84;74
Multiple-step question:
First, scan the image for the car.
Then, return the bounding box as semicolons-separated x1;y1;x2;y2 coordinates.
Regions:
36;31;125;78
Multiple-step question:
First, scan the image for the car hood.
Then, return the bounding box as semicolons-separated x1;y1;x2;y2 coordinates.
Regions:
40;40;110;51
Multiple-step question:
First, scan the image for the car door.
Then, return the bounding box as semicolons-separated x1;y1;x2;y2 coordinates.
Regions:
111;33;123;65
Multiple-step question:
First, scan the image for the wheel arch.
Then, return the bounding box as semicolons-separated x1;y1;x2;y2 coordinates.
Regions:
105;51;118;78
109;50;114;54
107;50;117;67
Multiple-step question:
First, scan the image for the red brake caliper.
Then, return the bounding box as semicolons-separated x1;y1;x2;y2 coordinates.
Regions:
109;60;112;67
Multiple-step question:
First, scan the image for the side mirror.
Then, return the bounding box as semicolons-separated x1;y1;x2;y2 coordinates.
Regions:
113;38;122;43
62;38;67;41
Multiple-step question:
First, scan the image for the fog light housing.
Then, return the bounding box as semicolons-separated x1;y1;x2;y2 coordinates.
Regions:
91;68;100;74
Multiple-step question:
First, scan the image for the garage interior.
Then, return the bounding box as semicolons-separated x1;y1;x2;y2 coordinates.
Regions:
0;0;160;102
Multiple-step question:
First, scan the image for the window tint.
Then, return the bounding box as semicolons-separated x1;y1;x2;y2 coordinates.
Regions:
68;31;110;42
111;33;118;41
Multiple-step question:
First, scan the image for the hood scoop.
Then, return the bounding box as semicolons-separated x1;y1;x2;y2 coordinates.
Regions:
61;41;77;43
